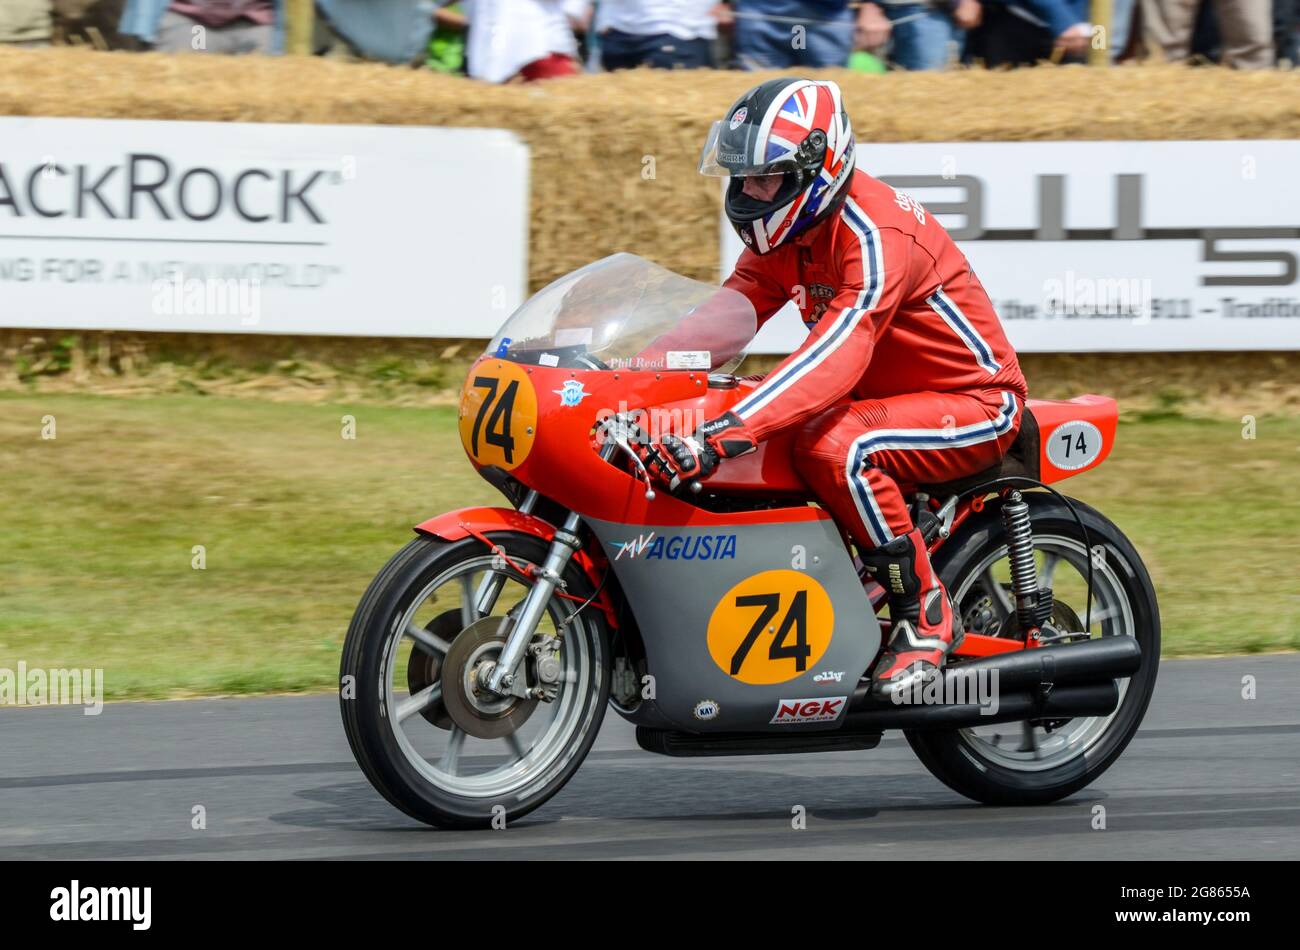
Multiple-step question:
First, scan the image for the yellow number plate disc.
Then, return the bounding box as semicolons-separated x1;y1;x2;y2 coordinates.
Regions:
457;361;538;471
706;570;835;685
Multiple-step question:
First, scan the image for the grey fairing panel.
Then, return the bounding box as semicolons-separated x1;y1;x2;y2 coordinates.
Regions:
586;515;880;733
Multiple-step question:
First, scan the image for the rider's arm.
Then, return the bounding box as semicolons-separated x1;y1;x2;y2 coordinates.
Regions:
723;248;791;327
725;225;912;442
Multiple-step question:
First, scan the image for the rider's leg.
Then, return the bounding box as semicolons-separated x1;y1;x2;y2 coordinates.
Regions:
793;389;1023;698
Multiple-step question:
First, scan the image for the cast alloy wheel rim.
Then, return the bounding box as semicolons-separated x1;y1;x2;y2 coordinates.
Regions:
950;534;1137;773
379;554;593;798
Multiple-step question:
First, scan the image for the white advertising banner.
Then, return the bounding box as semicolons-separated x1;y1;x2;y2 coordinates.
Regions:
722;140;1300;353
0;117;529;336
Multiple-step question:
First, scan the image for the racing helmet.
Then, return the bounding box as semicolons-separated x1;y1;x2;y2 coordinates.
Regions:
700;78;856;255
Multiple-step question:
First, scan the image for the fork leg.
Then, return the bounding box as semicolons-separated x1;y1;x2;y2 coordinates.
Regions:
483;510;583;696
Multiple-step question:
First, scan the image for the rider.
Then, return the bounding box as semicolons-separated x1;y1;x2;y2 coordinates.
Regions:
640;78;1029;699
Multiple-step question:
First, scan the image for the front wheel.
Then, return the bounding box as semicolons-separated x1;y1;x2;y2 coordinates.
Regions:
906;494;1160;805
340;532;610;829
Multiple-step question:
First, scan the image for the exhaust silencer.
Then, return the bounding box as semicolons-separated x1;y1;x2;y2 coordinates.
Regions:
843;635;1142;732
843;680;1120;731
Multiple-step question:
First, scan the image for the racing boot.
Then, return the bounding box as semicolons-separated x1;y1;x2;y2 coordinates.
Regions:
862;527;958;700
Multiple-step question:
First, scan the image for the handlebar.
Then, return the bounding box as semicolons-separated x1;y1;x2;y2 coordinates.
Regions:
597;413;657;501
596;412;705;500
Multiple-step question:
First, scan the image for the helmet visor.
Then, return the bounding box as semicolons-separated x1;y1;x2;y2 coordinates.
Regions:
698;120;801;178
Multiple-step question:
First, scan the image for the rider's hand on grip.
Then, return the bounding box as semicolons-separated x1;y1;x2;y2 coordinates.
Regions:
635;411;758;494
639;433;718;492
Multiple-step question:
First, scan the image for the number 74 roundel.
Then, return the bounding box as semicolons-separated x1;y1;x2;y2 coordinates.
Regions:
706;570;835;686
458;361;539;471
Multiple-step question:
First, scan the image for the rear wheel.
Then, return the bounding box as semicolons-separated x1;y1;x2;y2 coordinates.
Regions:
906;494;1160;805
340;533;610;829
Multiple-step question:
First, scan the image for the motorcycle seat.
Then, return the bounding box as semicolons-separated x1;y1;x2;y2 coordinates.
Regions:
916;405;1041;498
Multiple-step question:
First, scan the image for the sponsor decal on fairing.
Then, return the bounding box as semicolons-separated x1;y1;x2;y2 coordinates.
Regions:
609;532;737;561
770;696;847;724
693;699;721;721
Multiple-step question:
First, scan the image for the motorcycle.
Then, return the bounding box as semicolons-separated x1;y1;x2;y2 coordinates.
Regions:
340;253;1160;829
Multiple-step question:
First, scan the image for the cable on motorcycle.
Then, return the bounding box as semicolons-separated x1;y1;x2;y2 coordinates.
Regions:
557;565;609;633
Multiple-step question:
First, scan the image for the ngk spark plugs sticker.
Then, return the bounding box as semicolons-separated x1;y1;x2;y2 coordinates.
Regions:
770;696;848;725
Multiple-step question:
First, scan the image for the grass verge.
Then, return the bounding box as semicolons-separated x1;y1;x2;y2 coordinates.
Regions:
1;393;1295;700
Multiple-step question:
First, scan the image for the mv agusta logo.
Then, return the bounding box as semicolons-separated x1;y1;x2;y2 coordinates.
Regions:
610;532;737;561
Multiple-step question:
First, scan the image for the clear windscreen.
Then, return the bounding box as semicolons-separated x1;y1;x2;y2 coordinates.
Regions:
485;254;757;374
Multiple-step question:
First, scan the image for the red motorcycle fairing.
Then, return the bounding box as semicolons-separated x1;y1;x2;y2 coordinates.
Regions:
457;357;823;527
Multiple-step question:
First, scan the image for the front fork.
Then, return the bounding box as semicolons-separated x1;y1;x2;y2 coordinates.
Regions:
482;508;584;697
469;489;538;619
481;439;625;698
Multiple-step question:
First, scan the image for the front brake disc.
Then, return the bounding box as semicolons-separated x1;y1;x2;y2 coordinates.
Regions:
441;616;539;740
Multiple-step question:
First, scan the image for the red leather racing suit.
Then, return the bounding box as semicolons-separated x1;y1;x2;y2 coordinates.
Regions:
724;169;1029;551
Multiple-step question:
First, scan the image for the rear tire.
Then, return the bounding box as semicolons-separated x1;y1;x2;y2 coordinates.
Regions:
340;533;611;829
906;495;1160;805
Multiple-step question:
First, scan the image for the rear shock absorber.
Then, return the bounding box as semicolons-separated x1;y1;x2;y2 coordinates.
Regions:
1000;491;1054;635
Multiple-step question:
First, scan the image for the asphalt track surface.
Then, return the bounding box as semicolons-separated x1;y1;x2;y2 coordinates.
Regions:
2;654;1297;860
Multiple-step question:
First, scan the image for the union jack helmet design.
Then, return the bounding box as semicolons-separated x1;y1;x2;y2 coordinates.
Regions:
699;78;855;255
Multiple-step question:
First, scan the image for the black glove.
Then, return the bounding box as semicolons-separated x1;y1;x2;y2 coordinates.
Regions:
636;412;759;492
639;433;719;491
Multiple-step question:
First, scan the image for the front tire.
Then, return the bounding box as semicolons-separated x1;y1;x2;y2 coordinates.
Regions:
340;533;610;829
906;494;1160;805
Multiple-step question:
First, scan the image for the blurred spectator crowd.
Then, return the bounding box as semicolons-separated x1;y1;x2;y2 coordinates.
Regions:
2;0;1296;75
